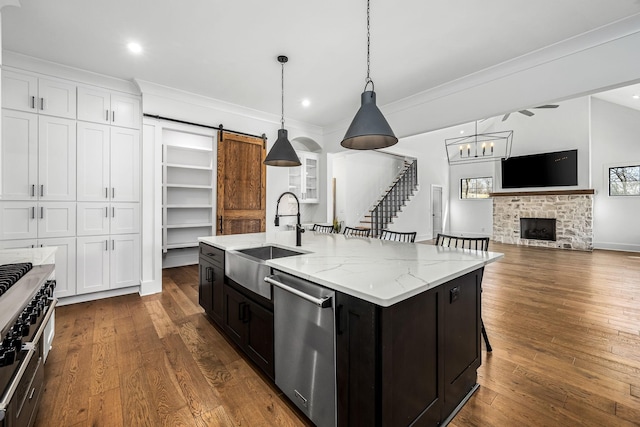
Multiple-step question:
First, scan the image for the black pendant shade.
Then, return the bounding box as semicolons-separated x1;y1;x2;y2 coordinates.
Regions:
264;55;301;167
264;128;301;166
341;91;398;150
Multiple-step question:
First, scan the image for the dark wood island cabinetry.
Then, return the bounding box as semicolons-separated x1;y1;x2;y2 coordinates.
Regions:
198;243;225;326
336;269;483;427
197;233;498;427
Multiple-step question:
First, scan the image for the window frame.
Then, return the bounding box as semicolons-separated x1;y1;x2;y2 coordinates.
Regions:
608;164;640;197
460;176;493;200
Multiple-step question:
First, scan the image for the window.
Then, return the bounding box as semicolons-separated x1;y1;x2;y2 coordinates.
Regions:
461;177;493;199
609;165;640;196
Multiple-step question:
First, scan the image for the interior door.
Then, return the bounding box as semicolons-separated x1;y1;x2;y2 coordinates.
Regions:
432;185;443;238
216;131;266;235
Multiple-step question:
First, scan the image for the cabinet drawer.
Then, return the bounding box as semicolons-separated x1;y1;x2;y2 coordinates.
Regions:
199;243;224;268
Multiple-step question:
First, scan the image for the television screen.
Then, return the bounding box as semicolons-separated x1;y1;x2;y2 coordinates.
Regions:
501;149;578;188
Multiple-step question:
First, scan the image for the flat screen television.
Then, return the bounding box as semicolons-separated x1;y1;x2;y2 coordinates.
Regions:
501;149;578;188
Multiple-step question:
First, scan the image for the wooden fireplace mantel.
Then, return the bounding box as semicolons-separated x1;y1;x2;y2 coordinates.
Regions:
489;189;595;197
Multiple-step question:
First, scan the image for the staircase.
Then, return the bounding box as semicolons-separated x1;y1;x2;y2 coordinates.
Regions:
360;158;418;237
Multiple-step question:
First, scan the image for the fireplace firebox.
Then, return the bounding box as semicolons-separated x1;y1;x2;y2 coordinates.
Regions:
520;218;556;241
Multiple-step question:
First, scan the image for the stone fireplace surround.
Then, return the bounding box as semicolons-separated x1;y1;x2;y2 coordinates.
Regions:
491;189;594;251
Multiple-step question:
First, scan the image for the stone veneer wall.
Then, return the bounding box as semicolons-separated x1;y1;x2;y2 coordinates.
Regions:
493;194;593;250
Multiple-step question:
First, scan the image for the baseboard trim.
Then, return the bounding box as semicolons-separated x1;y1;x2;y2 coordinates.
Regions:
57;286;140;306
593;241;640;253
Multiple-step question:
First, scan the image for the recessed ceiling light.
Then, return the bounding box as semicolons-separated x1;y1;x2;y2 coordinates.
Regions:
301;99;311;108
127;42;142;54
459;130;465;134
633;94;640;100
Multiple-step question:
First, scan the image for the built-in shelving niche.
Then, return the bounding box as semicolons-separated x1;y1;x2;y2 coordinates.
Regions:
162;127;216;268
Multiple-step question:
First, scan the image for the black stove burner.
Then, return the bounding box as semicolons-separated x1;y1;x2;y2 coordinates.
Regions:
0;263;33;296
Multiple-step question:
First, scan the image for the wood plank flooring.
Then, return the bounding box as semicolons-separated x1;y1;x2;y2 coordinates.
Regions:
35;243;640;426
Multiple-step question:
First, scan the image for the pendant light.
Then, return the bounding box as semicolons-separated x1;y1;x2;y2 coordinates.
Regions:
264;55;301;166
341;0;398;150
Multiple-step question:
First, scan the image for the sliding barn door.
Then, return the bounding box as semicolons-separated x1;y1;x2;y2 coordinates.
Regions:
216;132;266;235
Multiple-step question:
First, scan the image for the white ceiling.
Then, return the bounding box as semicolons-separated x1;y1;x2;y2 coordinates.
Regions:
3;0;640;128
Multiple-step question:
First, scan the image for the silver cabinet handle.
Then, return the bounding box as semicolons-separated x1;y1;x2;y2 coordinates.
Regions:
105;240;108;251
112;111;115;123
105;187;108;199
31;207;35;219
112;188;115;199
105;207;108;218
40;207;44;219
264;276;332;308
106;110;109;121
31;184;35;197
112;240;115;250
112;207;115;217
40;184;44;197
29;387;36;400
30;96;36;109
40;98;44;110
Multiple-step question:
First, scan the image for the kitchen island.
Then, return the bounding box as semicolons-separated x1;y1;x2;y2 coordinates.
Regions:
198;231;502;427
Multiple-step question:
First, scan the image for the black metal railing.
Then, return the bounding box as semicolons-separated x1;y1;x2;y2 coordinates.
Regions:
367;159;418;237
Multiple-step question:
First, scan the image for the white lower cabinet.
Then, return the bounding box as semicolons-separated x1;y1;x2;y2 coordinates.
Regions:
77;234;140;295
0;237;77;298
40;237;77;298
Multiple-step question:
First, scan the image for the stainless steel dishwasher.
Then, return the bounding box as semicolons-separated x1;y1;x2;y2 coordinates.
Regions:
265;271;336;427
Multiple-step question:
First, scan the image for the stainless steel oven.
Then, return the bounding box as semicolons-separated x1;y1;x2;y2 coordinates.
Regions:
0;263;56;427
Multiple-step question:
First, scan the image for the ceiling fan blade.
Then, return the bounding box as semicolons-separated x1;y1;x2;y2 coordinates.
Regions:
519;110;535;117
502;113;511;121
535;104;559;108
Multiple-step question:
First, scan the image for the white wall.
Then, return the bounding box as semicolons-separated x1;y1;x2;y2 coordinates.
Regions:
330;128;450;242
591;98;640;252
333;151;405;228
382;131;450;241
449;97;590;237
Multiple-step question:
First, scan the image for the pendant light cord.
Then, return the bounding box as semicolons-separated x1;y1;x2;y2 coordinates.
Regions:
281;60;285;130
364;0;374;92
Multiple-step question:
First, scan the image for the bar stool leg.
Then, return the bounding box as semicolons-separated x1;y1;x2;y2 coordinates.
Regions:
481;319;492;352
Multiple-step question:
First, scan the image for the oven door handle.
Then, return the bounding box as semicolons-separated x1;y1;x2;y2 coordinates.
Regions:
0;347;38;419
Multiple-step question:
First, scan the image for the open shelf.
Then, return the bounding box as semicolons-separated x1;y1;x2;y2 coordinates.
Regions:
162;127;215;268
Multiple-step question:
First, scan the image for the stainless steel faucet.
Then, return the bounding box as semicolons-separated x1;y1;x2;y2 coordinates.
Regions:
275;192;304;246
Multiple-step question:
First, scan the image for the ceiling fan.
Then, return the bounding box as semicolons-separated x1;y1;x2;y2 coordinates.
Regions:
502;104;559;121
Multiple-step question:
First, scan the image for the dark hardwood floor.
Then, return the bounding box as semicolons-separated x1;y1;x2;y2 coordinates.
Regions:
35;242;640;426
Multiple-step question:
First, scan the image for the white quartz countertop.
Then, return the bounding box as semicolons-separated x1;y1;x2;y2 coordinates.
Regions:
199;231;503;307
0;247;57;266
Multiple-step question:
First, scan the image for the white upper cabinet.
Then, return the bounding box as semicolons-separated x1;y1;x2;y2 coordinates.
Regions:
37;78;77;119
1;111;76;201
38;116;76;200
110;127;140;202
77;122;110;201
77;124;139;202
2;70;76;119
77;86;140;129
111;94;141;129
1;110;37;200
